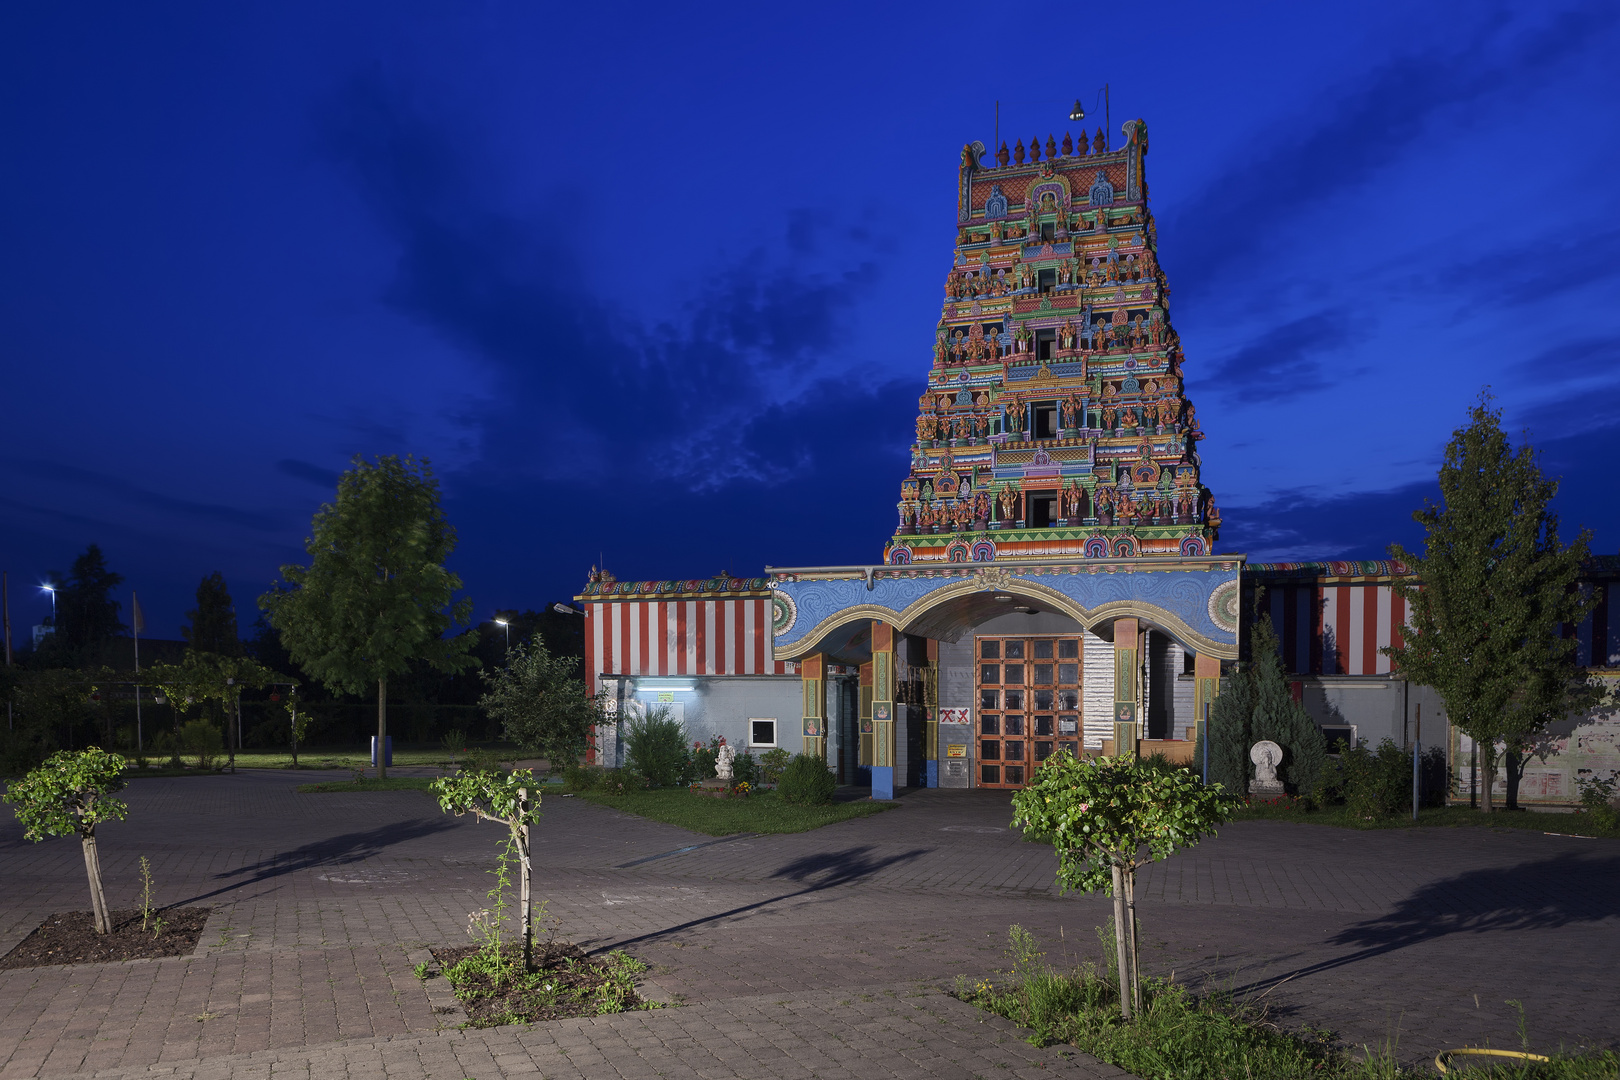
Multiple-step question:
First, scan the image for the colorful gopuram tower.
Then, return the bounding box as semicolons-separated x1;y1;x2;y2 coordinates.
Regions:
883;121;1220;566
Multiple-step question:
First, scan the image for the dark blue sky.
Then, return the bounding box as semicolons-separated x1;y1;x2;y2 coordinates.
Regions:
4;2;1618;639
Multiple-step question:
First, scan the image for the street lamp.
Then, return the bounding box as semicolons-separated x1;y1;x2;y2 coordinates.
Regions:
493;617;509;652
39;583;56;624
552;603;581;616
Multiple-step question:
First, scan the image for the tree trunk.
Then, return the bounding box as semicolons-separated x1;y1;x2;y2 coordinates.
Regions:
377;676;388;780
518;789;533;974
1505;746;1524;812
1110;863;1132;1020
1124;865;1142;1016
82;833;111;935
1481;741;1495;814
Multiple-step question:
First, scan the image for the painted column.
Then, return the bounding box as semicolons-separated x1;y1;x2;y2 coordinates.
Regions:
1193;652;1221;754
872;621;897;799
1112;617;1139;757
800;653;825;762
924;638;939;788
859;661;873;771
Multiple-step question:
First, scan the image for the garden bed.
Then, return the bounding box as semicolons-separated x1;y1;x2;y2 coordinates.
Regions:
0;907;210;969
576;787;899;836
428;941;654;1027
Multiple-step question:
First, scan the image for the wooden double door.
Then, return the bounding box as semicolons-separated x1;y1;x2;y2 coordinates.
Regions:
976;635;1082;788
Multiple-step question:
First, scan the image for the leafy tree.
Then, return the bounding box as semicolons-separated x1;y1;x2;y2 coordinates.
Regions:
183;572;243;656
623;705;688;787
1011;753;1232;1019
10;668;103;757
146;651;276;770
259;455;476;778
480;640;601;770
431;769;545;972
1198;615;1327;799
1386;397;1596;813
3;748;129;933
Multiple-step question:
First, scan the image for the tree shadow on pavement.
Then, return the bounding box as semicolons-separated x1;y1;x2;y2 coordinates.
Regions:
1233;850;1620;996
171;818;458;905
601;844;931;952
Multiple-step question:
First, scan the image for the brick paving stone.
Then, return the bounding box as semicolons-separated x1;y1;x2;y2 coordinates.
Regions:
2;772;1618;1077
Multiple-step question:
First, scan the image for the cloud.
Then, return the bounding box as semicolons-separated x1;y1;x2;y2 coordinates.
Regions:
1205;310;1359;401
3;458;280;531
315;75;886;494
275;459;341;489
1167;5;1620;301
1436;227;1620;311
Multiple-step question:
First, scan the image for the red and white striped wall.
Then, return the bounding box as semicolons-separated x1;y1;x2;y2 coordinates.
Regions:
582;596;797;696
1263;582;1408;676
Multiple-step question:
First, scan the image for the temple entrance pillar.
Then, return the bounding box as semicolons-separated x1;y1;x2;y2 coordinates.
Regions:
1112;617;1140;757
1193;652;1221;770
871;621;897;799
800;653;825;762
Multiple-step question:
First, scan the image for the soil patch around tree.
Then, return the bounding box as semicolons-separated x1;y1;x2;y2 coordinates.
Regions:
429;940;655;1027
0;908;210;969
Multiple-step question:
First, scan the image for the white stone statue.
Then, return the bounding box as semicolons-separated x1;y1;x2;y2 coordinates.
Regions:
715;743;736;781
1249;740;1284;794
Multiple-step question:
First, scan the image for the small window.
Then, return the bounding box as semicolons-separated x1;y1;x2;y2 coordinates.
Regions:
1040;222;1055;242
1005;641;1026;659
1058;663;1079;684
1004;663;1025;685
1034;689;1054;710
1030;493;1059;528
981;639;1001;659
981;664;1001;684
1004;689;1025;711
1036;330;1056;361
1038;268;1056;293
980;689;999;710
1058;639;1080;659
1033;640;1055;659
1035;405;1058;437
749;718;777;747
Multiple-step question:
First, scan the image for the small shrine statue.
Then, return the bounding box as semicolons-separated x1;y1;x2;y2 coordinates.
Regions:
1249;740;1284;794
715;742;736;781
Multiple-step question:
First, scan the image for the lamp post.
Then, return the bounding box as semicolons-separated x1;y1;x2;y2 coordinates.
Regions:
494;617;510;655
40;583;56;626
552;603;581;616
992;93;1104;160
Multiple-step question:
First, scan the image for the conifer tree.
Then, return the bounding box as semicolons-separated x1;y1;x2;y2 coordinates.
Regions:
183;572;243;656
1387;396;1596;813
1202;614;1326;798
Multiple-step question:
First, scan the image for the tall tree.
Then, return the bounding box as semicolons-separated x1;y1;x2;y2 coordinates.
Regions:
1386;395;1596;813
259;455;476;778
184;572;242;656
52;545;125;664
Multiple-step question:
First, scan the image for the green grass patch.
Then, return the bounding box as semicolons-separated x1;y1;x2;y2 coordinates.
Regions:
208;743;525;771
576;787;898;836
1229;802;1620;839
961;925;1619;1079
296;777;440;793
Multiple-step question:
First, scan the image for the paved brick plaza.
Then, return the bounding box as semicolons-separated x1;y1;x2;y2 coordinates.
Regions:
1;773;1616;1079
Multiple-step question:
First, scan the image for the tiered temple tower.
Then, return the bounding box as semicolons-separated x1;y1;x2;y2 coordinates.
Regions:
883;120;1220;566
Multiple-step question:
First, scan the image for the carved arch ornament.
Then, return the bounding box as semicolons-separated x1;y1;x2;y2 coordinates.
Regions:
772;574;1237;662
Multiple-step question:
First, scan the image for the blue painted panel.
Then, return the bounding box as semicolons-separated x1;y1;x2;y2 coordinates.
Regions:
871;765;895;801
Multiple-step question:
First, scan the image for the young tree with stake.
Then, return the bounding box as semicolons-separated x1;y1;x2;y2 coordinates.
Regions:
1011;752;1231;1019
260;455;476;778
431;769;545;973
4;748;129;934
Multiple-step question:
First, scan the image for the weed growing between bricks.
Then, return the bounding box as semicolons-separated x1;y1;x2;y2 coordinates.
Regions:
955;926;1620;1080
428;941;656;1027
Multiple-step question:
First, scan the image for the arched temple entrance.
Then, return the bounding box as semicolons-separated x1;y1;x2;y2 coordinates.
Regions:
768;556;1240;798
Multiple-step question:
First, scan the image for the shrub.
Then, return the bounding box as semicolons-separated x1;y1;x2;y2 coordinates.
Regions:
1577;773;1619;832
459;748;505;776
1201;616;1326;800
177;720;223;770
732;750;758;787
777;753;836;805
759;747;791;784
1339;738;1411;818
624;706;689;788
